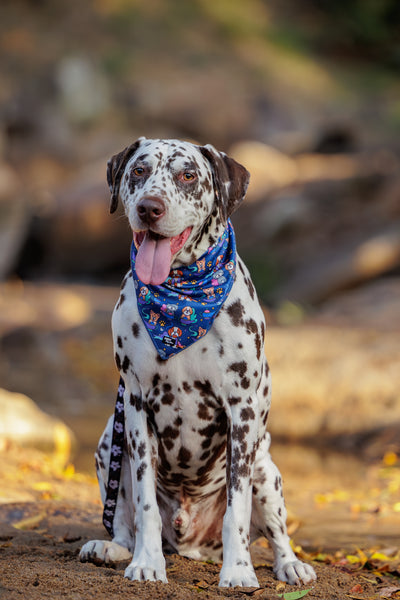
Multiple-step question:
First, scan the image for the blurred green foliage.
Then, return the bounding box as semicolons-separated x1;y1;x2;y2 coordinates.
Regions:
242;253;282;302
293;0;400;67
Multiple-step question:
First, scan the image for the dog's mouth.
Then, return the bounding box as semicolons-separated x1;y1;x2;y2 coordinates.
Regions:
133;227;192;285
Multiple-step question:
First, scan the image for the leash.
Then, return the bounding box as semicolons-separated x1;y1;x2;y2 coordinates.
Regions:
102;377;125;538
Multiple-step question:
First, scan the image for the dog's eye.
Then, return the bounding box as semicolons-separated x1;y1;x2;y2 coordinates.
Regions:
180;172;196;182
133;167;145;176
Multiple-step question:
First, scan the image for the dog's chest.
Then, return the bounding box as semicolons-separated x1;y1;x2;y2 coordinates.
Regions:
112;267;265;474
144;377;228;471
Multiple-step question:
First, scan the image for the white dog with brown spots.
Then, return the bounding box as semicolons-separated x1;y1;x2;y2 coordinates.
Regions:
80;138;316;588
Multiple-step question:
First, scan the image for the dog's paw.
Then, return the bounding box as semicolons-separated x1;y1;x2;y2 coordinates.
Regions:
79;540;132;566
274;559;317;585
219;564;259;588
124;553;167;583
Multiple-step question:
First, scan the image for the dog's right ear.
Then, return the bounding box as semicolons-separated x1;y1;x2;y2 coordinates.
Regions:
107;137;145;214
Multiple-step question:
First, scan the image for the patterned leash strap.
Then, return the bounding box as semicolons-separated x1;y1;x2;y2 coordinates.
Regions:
102;377;125;538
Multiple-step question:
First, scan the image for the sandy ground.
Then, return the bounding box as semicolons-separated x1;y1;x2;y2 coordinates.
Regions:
1;444;400;600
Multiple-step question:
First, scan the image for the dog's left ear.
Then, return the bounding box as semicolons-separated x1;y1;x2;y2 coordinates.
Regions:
199;144;250;222
107;137;145;214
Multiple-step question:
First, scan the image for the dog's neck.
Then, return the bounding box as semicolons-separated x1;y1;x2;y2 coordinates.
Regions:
171;209;226;269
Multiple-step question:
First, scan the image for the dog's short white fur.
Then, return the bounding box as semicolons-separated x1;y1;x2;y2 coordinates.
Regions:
80;138;316;587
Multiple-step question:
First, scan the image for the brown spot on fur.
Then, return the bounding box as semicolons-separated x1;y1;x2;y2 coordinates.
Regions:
138;441;146;459
122;355;130;373
130;393;142;411
137;462;147;482
226;299;245;327
161;392;174;405
228;396;241;406
228;361;247;379
240;407;255;421
177;447;192;468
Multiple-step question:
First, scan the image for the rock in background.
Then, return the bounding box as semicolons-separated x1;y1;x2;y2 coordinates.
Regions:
0;387;75;465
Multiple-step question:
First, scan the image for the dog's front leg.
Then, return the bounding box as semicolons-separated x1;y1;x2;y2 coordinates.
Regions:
219;401;259;588
123;381;167;583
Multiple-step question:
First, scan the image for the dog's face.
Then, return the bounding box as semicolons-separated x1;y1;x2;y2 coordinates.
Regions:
107;138;249;285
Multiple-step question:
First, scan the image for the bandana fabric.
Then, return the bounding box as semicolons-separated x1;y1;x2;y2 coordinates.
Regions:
131;220;237;360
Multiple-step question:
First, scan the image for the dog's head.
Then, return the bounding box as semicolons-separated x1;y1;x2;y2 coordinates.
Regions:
107;137;249;285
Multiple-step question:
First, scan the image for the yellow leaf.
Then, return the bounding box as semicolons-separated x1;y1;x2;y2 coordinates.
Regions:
332;489;349;502
370;552;392;562
314;493;328;505
383;452;398;467
53;423;73;469
356;548;369;566
313;552;330;562
63;464;75;479
13;512;46;530
346;554;361;564
290;540;303;554
32;482;52;492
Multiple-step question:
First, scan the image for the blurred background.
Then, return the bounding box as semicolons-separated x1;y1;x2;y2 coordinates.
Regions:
0;0;399;549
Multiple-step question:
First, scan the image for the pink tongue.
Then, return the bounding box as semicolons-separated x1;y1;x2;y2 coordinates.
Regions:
135;234;172;285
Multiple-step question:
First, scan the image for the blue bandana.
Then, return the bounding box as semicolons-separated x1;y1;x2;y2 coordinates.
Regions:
131;220;236;360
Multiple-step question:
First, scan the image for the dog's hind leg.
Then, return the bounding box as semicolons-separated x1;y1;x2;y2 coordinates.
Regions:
80;416;134;566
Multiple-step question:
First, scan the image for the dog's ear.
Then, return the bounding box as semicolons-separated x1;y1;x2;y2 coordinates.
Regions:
199;144;250;223
107;137;145;214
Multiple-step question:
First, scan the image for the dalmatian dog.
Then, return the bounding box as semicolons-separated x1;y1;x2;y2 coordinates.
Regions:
79;138;316;588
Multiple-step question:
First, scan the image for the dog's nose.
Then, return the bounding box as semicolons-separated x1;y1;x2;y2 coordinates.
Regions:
137;197;166;224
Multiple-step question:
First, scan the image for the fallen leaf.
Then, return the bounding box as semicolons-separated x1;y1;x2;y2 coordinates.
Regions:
383;452;398;467
360;575;379;584
276;582;286;593
371;552;394;562
194;580;209;590
13;511;46;530
349;584;364;593
312;552;331;563
246;588;267;597
381;549;400;558
277;589;311;600
32;481;52;492
379;586;400;598
63;532;82;543
346;548;369;569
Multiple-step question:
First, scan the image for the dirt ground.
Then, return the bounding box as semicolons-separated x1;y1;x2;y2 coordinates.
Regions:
1;445;399;600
